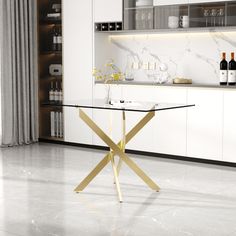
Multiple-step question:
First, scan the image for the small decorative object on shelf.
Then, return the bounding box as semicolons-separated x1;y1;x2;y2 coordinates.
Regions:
49;64;62;76
173;78;192;84
93;59;124;82
151;63;170;84
124;55;134;81
47;2;61;20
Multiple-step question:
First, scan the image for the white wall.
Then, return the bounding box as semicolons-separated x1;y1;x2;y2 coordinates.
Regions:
0;1;2;144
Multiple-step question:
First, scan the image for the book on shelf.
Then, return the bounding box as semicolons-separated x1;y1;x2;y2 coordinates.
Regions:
50;111;63;138
59;112;63;138
50;111;55;137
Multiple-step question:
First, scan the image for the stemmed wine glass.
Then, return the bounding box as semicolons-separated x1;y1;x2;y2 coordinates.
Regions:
211;8;217;27
203;9;210;27
218;8;225;26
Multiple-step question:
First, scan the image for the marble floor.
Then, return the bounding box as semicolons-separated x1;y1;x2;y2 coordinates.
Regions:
0;143;236;236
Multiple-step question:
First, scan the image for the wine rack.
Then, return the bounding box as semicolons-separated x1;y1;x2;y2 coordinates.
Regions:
38;0;64;141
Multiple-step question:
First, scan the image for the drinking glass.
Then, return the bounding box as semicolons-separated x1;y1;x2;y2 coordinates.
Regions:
218;8;225;26
135;10;140;30
211;8;217;27
203;9;210;27
141;9;146;29
147;11;153;29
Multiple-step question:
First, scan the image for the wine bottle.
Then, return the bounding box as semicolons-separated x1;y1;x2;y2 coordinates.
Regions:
59;82;63;102
220;52;228;85
57;28;62;51
228;52;236;86
49;81;54;102
52;27;58;51
54;81;59;102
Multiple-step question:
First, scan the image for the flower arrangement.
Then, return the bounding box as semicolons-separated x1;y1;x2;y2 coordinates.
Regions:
92;59;124;83
92;60;124;104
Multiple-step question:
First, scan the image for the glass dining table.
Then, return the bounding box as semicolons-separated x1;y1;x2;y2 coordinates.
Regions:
44;99;195;202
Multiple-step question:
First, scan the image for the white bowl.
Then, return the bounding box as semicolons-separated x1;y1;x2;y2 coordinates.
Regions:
135;0;153;7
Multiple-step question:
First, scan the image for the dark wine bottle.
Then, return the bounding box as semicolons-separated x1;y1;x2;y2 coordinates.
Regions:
220;52;228;85
57;28;62;51
52;27;58;51
228;52;236;86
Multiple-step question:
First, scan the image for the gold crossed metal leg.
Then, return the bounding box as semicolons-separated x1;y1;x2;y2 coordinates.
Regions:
74;108;160;202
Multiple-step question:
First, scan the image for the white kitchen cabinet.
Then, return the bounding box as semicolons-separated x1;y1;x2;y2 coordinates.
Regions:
63;0;93;144
222;91;236;163
154;0;188;6
187;88;223;161
122;86;157;152
94;0;123;22
121;86;188;155
92;84;123;146
153;87;188;156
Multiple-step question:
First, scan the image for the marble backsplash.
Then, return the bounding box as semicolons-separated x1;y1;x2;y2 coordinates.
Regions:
96;30;236;85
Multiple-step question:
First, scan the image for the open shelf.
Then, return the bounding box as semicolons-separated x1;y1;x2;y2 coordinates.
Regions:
39;19;62;25
40;51;62;55
96;25;236;35
41;101;63;107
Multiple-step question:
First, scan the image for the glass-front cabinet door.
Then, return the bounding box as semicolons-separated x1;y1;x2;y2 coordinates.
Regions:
124;0;154;30
189;2;226;27
122;0;236;31
154;4;189;29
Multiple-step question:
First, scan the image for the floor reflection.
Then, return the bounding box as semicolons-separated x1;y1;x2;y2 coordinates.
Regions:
0;143;236;236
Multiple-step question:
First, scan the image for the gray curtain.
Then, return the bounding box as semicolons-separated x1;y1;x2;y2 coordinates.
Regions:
0;0;38;146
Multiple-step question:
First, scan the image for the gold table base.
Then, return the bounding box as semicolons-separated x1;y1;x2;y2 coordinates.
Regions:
74;107;160;202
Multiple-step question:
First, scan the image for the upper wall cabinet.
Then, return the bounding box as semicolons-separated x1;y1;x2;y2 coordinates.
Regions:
189;0;234;3
94;0;123;22
154;0;188;6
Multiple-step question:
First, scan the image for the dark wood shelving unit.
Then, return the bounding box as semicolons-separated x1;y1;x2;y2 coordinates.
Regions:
38;0;63;141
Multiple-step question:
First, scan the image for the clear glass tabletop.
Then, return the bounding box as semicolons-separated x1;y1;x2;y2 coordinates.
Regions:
43;99;195;112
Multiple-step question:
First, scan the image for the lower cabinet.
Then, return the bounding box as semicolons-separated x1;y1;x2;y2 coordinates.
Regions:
67;82;236;164
120;86;187;156
186;88;223;161
122;86;157;152
222;91;236;163
92;84;123;146
153;87;187;156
